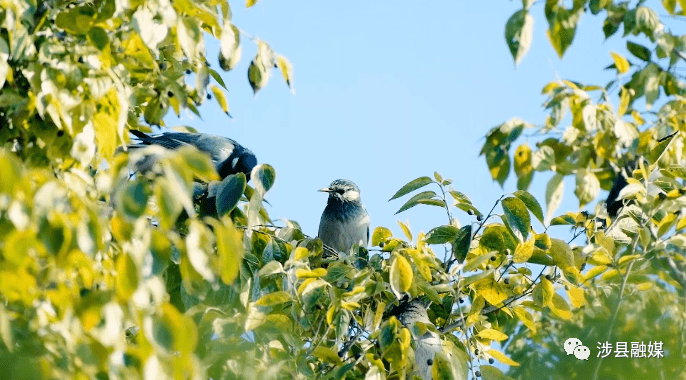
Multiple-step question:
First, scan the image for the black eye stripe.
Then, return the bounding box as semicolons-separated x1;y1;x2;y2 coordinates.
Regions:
336;189;345;194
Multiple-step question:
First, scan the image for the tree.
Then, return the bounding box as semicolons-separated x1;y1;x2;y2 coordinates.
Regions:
0;1;684;380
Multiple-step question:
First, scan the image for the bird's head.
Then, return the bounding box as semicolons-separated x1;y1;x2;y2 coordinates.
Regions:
319;179;362;204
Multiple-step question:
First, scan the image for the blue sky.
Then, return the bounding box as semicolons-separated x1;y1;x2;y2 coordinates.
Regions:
168;1;645;245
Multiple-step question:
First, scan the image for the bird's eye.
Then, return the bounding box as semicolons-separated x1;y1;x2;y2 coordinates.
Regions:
336;189;345;195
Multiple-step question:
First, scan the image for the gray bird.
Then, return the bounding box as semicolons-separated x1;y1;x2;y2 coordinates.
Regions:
127;130;257;180
393;299;442;380
317;179;370;256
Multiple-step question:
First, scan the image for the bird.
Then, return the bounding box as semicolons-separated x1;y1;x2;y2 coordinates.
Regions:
317;179;370;257
391;299;443;380
126;129;257;180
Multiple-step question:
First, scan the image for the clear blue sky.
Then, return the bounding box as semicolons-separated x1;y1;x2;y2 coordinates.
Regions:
167;1;651;245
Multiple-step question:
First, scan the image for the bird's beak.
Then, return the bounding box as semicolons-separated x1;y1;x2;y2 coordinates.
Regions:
318;187;332;193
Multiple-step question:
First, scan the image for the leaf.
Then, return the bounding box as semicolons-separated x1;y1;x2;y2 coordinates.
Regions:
116;181;150;221
255;291;291;307
574;169;600;207
116;253;139;301
371;227;392;247
514;143;533;190
390;253;413;297
532;277;554;307
501;197;531;241
513;306;536;332
545;173;564;224
219;23;240;71
210;85;230;115
246;0;259;8
512;237;534;263
394;190;437;215
567;286;585;308
472;278;508;306
610;51;630;73
479;365;514;380
397;220;413;242
251;163;276;198
0;38;10;91
505;10;534;65
477;329;508;341
453;225;472;264
550;293;572;319
549;238;576;270
513;190;544;224
627;41;651;61
248;59;267;94
479;225;504;253
276;55;295;93
487;349;520;367
389;176;433;200
425;225;459;244
215;174;246;217
546;5;581;58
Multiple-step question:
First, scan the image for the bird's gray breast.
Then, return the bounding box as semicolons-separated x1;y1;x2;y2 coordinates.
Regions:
318;204;369;254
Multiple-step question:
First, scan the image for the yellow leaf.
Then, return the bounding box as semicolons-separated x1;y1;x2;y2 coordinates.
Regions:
246;0;259;8
115;253;138;301
611;52;630;74
294;247;310;260
210;85;231;115
550;293;572;319
583;265;608;282
513;306;536;332
295;268;327;278
477;329;508;341
567;286;585;308
390;252;413;296
618;87;630;116
532;278;553;307
636;282;652;291
487;349;520;366
512;237;534;263
276;55;295;93
472;278;508;306
618;254;640;266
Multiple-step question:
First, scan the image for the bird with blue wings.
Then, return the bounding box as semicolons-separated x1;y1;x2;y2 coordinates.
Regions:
127;129;257;180
317;179;370;258
392;299;443;380
125;130;257;216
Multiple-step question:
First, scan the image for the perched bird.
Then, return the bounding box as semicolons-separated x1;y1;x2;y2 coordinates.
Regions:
127;130;257;180
392;299;442;380
317;179;370;256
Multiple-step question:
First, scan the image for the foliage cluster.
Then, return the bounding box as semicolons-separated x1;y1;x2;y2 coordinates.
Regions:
0;0;685;380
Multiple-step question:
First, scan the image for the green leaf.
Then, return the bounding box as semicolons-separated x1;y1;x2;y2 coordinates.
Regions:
513;190;544;224
389;176;433;200
453;225;472;264
116;253;139;300
247;59;266;94
545;173;564;224
479;225;505;253
505;10;534;66
116;181;151;221
425;225;459;245
501;197;531;241
215;174;247;217
155;178;183;229
251;163;276;198
546;5;581;58
394;190;437;215
574;169;600;207
627;41;651;61
247;0;259;8
87;27;109;51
